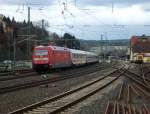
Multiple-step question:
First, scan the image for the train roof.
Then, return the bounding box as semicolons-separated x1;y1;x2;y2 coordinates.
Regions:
48;45;69;51
70;49;86;54
35;45;69;51
35;45;98;55
86;51;98;56
70;49;98;56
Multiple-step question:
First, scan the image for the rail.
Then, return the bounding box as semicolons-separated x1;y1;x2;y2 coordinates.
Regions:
8;67;124;114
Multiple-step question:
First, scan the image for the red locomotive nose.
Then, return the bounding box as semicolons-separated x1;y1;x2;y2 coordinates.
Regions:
32;46;51;70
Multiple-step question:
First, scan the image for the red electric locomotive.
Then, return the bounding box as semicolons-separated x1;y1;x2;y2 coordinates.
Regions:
32;45;72;70
32;45;99;71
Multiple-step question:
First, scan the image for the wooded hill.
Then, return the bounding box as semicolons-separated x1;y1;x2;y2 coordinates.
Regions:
0;16;80;61
0;16;49;61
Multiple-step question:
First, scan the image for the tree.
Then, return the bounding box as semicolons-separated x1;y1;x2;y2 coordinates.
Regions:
51;32;62;45
62;33;80;49
0;15;50;60
12;17;16;23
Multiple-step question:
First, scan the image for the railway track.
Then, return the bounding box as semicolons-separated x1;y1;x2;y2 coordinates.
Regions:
0;63;101;82
0;71;37;81
140;64;150;75
0;61;120;82
0;62;119;82
125;69;150;83
0;62;102;81
104;82;150;114
124;70;150;92
0;63;115;94
0;69;33;77
104;64;150;114
8;67;124;114
126;71;150;87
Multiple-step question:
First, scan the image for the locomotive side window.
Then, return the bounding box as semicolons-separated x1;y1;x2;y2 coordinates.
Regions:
35;50;48;56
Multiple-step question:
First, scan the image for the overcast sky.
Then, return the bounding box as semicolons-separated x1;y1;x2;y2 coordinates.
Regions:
1;0;150;40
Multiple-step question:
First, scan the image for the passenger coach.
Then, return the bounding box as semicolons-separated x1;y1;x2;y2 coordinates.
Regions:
32;45;99;71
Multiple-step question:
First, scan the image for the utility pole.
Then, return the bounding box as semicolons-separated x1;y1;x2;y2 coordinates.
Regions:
101;34;103;59
105;32;108;58
42;19;44;29
27;6;30;59
112;0;114;14
13;28;16;71
8;27;16;71
42;19;44;38
75;0;76;7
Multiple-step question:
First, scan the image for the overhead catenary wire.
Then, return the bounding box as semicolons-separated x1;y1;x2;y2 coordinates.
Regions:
57;0;76;33
1;1;150;40
1;3;150;26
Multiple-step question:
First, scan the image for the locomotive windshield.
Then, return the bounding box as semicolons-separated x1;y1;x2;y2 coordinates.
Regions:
35;50;48;56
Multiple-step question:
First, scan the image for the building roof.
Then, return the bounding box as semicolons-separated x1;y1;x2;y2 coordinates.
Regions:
131;36;150;53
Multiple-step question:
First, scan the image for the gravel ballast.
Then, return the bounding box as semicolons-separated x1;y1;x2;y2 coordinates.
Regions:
59;76;124;114
0;65;115;114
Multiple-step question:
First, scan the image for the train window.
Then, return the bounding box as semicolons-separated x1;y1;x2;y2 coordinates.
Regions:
35;50;48;56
